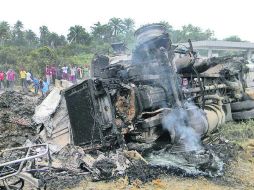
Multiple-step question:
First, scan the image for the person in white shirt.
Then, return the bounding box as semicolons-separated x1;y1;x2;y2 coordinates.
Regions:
70;65;77;84
62;65;68;80
26;71;32;85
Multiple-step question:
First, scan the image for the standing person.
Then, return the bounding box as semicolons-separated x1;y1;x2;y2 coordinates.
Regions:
83;65;89;79
6;69;10;89
0;70;5;90
68;64;72;81
62;65;68;80
56;66;62;80
6;69;16;91
74;65;78;82
45;65;51;85
77;66;83;79
30;70;34;79
70;65;76;84
41;78;49;97
26;70;33;86
33;76;39;95
20;68;27;91
51;65;57;84
79;66;83;79
39;79;44;96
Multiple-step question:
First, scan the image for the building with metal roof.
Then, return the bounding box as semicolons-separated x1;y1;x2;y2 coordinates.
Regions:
180;40;254;59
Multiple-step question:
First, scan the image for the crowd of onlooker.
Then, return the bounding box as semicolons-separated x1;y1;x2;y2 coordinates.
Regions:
0;64;90;97
45;64;90;85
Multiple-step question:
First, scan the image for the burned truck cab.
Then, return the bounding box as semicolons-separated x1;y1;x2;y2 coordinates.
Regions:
64;24;208;150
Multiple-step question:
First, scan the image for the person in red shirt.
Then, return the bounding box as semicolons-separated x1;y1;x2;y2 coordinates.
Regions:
0;70;5;90
6;69;16;91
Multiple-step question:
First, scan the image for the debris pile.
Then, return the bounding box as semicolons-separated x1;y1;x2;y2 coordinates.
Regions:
0;91;249;189
0;91;39;151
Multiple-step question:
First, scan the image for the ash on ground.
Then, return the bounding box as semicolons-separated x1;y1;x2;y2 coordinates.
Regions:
41;139;240;190
145;148;223;177
42;170;85;190
0;91;39;151
124;140;241;184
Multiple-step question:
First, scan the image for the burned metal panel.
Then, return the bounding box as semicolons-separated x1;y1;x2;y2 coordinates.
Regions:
90;55;109;78
138;86;166;110
64;80;101;146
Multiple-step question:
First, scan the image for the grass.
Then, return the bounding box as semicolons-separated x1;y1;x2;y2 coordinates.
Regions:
218;120;254;143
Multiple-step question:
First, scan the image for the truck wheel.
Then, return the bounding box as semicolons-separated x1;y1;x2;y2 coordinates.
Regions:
232;109;254;120
230;100;254;112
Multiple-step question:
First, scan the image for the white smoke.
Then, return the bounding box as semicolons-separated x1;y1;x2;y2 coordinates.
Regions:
162;105;203;152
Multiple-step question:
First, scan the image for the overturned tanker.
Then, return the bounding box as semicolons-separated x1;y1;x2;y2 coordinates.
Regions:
64;24;250;152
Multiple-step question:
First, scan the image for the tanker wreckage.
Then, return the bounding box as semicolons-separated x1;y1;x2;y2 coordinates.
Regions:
54;24;251;179
1;24;253;189
64;24;250;150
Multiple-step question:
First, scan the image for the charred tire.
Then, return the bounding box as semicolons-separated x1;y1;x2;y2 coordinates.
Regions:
230;100;254;112
232;109;254;120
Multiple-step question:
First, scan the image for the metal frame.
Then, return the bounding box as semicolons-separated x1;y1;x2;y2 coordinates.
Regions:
0;144;49;189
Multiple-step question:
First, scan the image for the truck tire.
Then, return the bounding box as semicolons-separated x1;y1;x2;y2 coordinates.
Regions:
232;109;254;120
230;100;254;112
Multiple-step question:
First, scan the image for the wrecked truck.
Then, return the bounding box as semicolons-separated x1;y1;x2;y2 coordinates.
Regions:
1;24;253;189
64;24;252;151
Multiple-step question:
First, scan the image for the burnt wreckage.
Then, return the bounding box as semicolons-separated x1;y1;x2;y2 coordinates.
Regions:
64;24;250;150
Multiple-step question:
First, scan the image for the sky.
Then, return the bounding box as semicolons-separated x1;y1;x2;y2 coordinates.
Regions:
0;0;253;41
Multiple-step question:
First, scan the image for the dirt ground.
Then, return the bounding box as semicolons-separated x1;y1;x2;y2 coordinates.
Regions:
66;121;254;190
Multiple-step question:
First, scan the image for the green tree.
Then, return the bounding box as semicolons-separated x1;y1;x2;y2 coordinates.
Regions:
91;22;112;43
108;17;125;41
223;35;242;42
48;32;66;48
123;18;135;33
59;35;67;46
0;46;18;65
172;24;214;43
39;25;50;46
0;21;10;45
67;25;91;45
12;20;25;45
24;29;38;46
29;46;57;76
122;18;135;47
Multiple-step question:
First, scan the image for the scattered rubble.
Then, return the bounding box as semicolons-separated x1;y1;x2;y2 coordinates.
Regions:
42;170;85;190
0;91;39;151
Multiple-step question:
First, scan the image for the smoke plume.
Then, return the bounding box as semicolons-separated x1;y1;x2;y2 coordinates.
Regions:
162;105;203;152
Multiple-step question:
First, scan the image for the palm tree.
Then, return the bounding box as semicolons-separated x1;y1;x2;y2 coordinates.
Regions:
25;29;38;46
14;20;23;31
108;18;125;37
12;20;25;45
91;22;112;42
67;25;90;45
123;18;135;33
39;25;50;45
